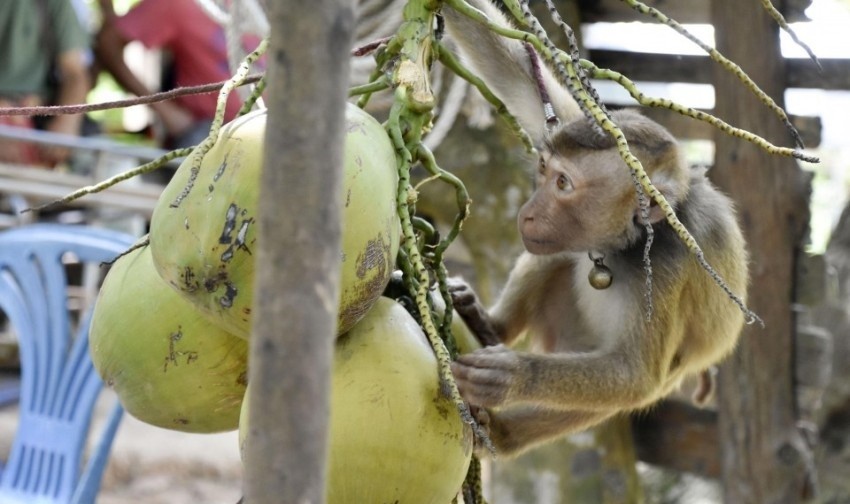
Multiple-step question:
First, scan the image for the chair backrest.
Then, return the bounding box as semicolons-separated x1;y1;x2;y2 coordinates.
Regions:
0;224;135;504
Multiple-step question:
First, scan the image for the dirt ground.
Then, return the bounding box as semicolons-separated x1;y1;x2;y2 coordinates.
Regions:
0;390;244;504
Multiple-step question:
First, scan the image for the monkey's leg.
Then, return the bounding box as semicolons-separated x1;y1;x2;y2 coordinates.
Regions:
691;367;716;406
485;406;615;457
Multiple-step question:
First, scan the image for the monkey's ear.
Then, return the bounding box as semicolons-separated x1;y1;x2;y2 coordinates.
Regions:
635;199;665;225
635;174;688;225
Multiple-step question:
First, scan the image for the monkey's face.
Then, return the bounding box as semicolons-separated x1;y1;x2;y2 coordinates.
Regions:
518;148;639;255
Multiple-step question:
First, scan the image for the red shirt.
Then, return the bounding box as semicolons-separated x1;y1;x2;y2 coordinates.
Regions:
115;0;255;121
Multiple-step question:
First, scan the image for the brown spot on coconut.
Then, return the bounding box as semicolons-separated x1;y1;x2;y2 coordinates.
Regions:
89;242;248;433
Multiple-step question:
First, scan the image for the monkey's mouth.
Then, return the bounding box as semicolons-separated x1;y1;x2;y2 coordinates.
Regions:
521;236;561;255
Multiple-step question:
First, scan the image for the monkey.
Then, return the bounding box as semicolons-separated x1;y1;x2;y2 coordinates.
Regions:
440;0;749;456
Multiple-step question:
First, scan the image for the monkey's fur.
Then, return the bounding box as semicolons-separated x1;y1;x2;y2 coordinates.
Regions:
442;0;749;457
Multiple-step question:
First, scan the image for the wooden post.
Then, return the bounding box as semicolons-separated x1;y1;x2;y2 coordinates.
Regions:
244;1;354;502
710;0;815;501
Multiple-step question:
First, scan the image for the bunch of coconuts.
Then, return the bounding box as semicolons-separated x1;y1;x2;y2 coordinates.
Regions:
89;104;479;503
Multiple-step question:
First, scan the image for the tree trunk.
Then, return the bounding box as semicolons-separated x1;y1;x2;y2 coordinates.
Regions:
710;0;815;501
243;1;354;503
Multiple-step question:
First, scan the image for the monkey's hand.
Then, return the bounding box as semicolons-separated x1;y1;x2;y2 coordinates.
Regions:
447;278;501;346
452;344;524;408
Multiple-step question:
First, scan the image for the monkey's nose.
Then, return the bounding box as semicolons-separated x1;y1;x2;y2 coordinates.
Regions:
517;207;534;229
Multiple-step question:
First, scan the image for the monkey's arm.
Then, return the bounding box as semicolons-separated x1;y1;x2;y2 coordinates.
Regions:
448;279;504;346
452;344;666;411
449;253;574;347
441;0;582;142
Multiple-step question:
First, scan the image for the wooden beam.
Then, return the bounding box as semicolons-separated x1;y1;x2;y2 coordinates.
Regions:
0;163;163;216
589;51;710;84
787;58;850;90
631;401;719;478
578;0;812;24
588;50;846;90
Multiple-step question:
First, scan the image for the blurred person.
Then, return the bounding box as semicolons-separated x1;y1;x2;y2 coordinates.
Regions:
96;0;255;149
0;0;90;167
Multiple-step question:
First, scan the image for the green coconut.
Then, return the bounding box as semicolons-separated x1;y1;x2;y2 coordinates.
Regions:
239;297;473;503
90;243;248;433
149;104;400;338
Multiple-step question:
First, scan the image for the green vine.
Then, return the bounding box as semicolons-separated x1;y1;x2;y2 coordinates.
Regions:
386;83;494;449
360;6;497;486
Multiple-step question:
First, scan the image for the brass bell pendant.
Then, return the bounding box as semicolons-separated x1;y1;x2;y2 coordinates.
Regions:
588;252;613;290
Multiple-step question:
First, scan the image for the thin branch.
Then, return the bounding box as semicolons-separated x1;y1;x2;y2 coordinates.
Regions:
237;76;268;116
618;0;806;148
0;74;264;117
434;41;535;152
169;38;269;209
759;0;822;71
351;36;392;56
580;60;819;163
539;0;607;117
101;237;150;266
388;86;494;455
22;147;194;213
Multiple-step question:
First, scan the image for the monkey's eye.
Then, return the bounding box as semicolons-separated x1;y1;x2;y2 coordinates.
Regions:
556;173;572;191
538;157;546;174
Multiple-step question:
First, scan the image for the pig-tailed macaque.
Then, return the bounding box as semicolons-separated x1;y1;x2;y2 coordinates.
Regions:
441;0;749;456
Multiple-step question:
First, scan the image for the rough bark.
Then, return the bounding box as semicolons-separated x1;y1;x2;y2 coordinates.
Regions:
243;1;354;503
710;0;815;501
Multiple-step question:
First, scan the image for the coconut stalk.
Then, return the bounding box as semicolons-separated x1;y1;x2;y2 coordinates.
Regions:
243;0;354;503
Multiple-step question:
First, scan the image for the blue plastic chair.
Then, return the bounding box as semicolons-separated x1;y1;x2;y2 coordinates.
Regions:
0;224;136;504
